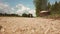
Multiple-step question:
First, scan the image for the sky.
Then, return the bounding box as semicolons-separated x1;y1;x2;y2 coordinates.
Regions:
0;0;60;17
0;0;60;9
0;0;34;9
49;0;60;4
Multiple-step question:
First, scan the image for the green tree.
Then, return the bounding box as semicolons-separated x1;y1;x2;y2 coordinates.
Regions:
33;0;48;16
50;1;60;18
47;2;51;10
51;1;60;14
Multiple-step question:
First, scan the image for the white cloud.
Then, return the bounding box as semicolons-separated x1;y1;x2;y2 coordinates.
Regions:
15;4;30;15
15;4;36;17
29;10;36;17
0;3;16;14
0;3;36;17
0;3;9;13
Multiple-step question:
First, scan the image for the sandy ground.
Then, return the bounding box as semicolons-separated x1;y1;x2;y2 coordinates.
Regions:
0;17;60;34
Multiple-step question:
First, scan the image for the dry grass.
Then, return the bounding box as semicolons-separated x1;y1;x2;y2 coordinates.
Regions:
0;17;60;34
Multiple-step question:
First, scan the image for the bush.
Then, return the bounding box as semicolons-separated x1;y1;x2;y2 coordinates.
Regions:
22;13;33;17
22;13;28;17
28;13;33;17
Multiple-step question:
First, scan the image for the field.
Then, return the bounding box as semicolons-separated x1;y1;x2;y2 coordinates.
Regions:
0;17;60;34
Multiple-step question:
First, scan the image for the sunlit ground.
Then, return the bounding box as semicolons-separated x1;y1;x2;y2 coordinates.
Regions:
0;17;60;34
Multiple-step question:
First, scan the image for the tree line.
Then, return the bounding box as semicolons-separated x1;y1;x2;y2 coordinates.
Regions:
0;13;20;17
48;1;60;15
34;0;60;18
0;13;33;17
47;1;60;18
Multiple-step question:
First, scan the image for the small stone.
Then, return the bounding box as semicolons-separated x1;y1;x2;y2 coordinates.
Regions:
1;28;5;32
0;26;2;30
31;29;35;33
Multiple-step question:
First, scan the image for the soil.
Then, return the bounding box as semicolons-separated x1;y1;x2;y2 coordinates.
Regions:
0;17;60;34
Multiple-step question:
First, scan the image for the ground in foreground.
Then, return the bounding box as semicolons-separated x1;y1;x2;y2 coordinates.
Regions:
0;17;60;34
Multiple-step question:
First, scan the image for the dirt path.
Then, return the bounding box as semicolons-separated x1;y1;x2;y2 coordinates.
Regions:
0;17;60;34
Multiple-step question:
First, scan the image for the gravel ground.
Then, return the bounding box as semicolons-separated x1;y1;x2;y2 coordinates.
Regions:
0;17;60;34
